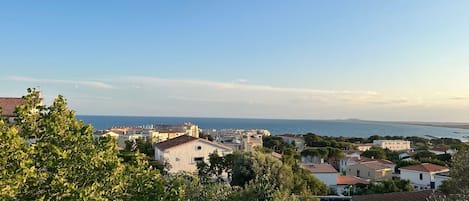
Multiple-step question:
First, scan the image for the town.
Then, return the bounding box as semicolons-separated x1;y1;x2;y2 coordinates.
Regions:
2;92;468;200
92;119;466;200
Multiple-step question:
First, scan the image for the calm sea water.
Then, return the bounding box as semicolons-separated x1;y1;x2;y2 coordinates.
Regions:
77;115;469;141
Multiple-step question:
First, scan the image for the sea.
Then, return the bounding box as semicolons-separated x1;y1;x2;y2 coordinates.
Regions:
77;115;469;141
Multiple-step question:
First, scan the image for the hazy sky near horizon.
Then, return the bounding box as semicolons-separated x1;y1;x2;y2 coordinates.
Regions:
1;1;469;122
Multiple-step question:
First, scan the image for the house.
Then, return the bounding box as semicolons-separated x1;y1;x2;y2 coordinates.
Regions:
302;163;338;187
375;159;396;174
399;163;449;191
340;157;396;174
373;140;410;151
0;97;26;122
335;176;369;196
434;172;450;189
346;161;392;181
339;156;373;173
428;147;456;155
352;190;436;201
279;134;306;151
154;135;232;173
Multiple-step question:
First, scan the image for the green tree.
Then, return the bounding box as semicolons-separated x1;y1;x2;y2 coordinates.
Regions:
0;115;33;199
438;148;469;200
354;178;413;195
362;147;387;159
413;150;437;161
1;88;173;200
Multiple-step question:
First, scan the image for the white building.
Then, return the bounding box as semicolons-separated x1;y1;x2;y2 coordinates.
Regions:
302;163;338;187
434;172;450;189
399;163;449;191
154;135;232;173
373;140;410;151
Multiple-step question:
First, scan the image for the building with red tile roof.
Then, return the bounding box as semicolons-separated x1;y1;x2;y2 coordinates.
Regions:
302;163;339;187
0;97;25;117
154;135;232;173
399;163;449;191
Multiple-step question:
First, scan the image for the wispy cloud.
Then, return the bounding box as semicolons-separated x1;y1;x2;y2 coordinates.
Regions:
6;76;114;89
118;76;409;106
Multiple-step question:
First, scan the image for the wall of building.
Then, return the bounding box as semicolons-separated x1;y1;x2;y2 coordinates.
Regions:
373;140;410;151
155;140;232;173
346;164;391;181
400;170;433;190
312;173;338;187
434;175;449;189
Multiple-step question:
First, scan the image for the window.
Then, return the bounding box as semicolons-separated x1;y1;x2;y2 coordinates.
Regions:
420;173;423;180
196;145;202;150
194;157;204;163
357;170;360;177
368;172;370;177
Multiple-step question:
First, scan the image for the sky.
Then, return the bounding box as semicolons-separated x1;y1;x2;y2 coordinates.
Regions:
1;1;469;122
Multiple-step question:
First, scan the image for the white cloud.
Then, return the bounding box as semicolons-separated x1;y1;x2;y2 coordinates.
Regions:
6;76;114;89
118;76;406;106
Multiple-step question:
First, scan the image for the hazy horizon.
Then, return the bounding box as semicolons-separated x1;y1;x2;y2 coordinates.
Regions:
2;1;469;122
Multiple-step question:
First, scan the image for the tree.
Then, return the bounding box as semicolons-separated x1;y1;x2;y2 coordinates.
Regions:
230;151;326;199
0;114;33;199
413;150;437;161
438;148;469;200
362;147;387;159
1;88;173;200
354;178;413;195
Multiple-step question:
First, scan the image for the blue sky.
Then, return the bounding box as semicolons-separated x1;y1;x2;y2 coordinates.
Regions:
1;1;469;121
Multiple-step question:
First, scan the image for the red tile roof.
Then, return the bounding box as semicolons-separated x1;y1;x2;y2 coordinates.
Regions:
352;190;436;201
400;163;448;173
0;97;25;117
155;135;198;150
155;135;233;151
337;176;369;185
302;163;338;173
430;147;449;152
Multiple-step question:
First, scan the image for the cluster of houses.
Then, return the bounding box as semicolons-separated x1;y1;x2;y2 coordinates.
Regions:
95;125;271;173
290;138;453;196
94;123;200;149
0;96;457;200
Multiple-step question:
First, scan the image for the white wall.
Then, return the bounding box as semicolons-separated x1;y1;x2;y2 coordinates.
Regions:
339;159;357;172
434;175;449;189
156;140;232;173
312;173;338;187
400;170;433;189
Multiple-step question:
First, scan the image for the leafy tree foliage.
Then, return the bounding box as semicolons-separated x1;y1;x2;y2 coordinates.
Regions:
362;147;387;159
124;137;154;157
354;178;413;195
263;136;294;153
303;133;355;149
230;151;327;199
438;147;469;200
0;89;174;200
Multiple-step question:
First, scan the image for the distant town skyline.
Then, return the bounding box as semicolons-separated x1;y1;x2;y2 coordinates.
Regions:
1;1;469;122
